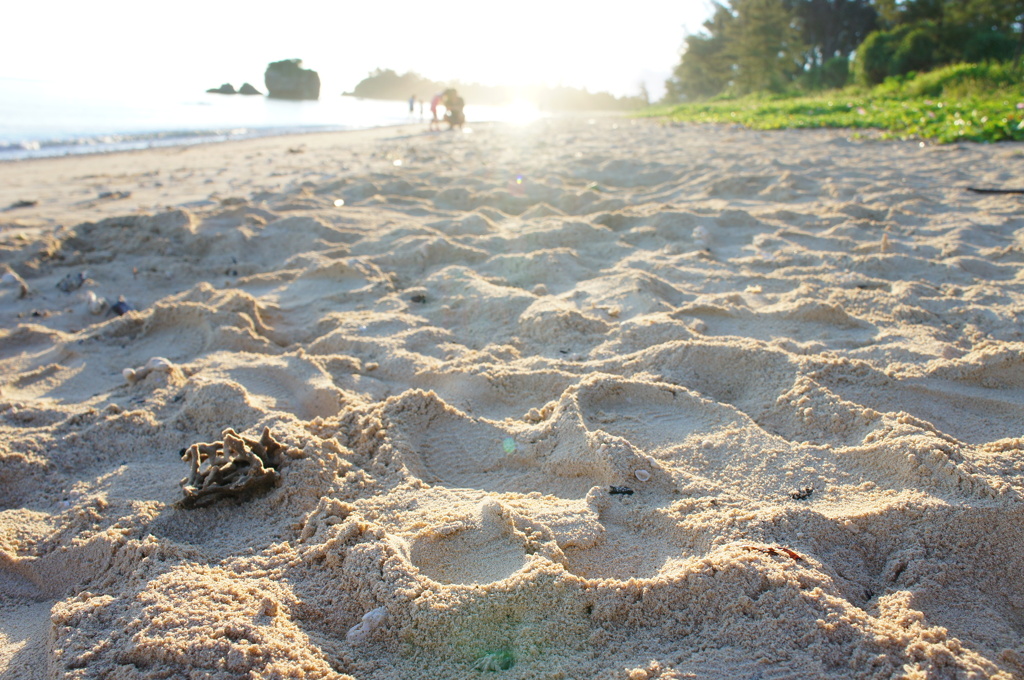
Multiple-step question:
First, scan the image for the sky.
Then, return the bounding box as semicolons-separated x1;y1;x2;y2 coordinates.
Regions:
1;1;714;100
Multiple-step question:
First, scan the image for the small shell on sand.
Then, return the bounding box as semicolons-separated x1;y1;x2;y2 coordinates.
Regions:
145;357;173;371
123;357;174;384
1;271;29;298
346;606;387;644
634;469;651;482
85;291;108;315
692;225;711;248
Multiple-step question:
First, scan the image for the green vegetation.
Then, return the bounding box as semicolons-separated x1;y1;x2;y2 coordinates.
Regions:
655;63;1024;143
659;0;1024;143
665;0;1023;100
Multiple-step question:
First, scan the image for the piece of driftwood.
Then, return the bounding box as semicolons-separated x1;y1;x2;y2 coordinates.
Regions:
178;427;287;508
966;187;1024;194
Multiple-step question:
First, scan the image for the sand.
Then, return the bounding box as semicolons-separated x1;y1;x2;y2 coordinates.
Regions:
0;118;1022;679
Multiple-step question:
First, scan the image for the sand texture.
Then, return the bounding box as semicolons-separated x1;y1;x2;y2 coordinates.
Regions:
1;119;1023;679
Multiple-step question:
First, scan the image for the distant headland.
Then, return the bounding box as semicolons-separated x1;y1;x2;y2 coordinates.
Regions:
346;68;648;111
206;61;646;111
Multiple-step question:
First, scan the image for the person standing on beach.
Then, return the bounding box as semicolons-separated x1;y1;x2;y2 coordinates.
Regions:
429;92;443;131
409;94;416;114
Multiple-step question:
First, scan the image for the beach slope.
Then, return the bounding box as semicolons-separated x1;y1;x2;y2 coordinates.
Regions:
1;120;1022;679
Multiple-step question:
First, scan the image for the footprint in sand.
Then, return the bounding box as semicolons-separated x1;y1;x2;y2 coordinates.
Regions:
408;501;529;586
383;390;552;495
220;353;343;420
575;377;729;457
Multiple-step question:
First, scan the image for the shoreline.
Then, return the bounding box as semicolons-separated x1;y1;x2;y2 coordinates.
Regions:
0;120;440;165
0;123;468;230
0;82;579;164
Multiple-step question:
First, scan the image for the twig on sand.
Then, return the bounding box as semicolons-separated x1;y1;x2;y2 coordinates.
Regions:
966;187;1024;194
742;545;804;561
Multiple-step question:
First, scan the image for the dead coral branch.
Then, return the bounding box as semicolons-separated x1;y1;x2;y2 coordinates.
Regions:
178;427;289;508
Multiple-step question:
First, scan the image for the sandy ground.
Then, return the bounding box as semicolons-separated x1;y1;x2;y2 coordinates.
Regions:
0;118;1023;680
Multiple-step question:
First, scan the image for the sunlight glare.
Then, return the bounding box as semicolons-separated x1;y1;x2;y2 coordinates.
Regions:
500;99;543;126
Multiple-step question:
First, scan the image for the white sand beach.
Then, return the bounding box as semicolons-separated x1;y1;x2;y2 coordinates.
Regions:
1;118;1022;679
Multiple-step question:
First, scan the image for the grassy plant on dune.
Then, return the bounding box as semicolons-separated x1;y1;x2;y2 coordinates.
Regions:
653;62;1024;143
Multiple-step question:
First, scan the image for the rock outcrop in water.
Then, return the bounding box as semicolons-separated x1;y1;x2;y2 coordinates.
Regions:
205;82;263;96
264;59;320;100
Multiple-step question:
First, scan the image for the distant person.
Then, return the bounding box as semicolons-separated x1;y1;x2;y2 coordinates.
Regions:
429;92;443;131
443;89;465;129
408;94;416;113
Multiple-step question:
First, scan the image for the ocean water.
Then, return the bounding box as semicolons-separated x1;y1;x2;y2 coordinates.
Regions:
0;78;538;161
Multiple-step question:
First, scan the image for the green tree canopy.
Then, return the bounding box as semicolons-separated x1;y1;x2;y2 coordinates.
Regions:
665;2;736;100
787;0;877;68
665;0;1023;101
728;0;806;92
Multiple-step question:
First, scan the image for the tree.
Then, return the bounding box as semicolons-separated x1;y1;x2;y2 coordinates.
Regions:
874;0;1024;37
787;0;877;68
853;0;1024;82
726;0;805;93
945;0;1024;62
664;2;736;100
852;22;945;84
947;0;1024;28
874;0;946;27
664;0;806;100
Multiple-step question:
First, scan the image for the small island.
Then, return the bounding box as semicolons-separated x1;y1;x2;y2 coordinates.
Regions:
264;59;321;100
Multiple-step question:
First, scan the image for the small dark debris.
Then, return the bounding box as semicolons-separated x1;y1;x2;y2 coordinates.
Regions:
790;486;814;500
410;294;427;304
288;147;305;154
56;271;87;293
109;296;134;316
30;309;49;318
98;191;131;200
609;486;634;495
558;349;570;355
6;199;38;210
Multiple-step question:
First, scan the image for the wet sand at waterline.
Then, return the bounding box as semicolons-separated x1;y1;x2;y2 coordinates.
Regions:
1;119;1022;679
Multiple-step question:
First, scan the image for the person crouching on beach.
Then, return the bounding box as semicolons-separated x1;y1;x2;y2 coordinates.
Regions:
443;89;465;129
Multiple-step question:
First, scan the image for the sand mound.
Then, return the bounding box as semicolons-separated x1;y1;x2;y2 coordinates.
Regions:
1;120;1023;679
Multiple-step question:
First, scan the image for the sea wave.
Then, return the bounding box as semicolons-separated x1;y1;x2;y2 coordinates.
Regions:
0;125;353;161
